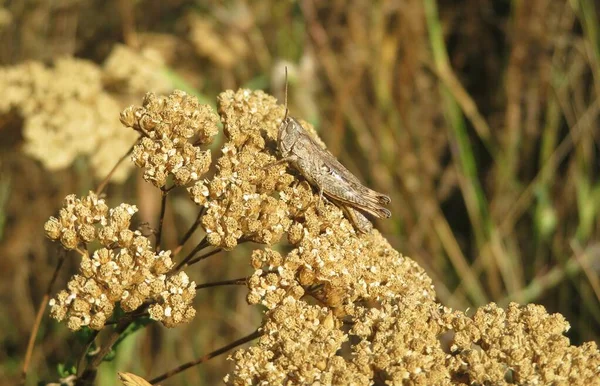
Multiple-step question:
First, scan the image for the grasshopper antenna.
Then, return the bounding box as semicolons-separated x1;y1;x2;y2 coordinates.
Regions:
283;66;289;120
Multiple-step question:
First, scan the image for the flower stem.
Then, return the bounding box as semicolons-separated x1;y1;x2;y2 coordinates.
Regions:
95;143;136;195
155;188;168;252
175;236;208;270
195;276;248;290
148;329;262;385
172;208;205;256
21;250;67;384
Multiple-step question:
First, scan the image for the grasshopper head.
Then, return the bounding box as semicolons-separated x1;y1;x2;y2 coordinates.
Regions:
277;116;300;157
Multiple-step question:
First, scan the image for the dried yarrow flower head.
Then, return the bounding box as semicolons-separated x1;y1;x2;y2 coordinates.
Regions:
231;231;442;384
233;214;600;383
140;89;600;385
230;287;600;384
187;89;326;250
225;297;349;385
122;88;346;250
440;302;600;385
118;88;600;383
46;192;195;330
103;44;172;96
235;227;600;384
44;192;110;250
120;90;219;187
0;57;138;181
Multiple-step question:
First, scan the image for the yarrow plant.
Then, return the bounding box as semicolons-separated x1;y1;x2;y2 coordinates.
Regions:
36;88;600;385
0;47;171;182
44;193;196;331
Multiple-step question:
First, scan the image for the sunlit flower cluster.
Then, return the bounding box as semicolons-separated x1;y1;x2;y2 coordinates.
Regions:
234;227;444;384
442;302;600;384
46;192;195;330
189;90;299;250
225;297;350;385
246;225;433;312
44;87;600;383
230;289;600;385
44;192;111;250
147;272;197;328
120;90;219;187
201;89;600;385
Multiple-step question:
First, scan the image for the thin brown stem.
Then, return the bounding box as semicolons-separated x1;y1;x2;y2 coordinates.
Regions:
95;143;135;195
76;318;135;385
155;188;168;252
164;184;177;193
172;208;205;256
180;238;248;269
75;330;99;383
149;329;262;385
185;248;222;267
21;251;67;384
175;236;208;270
195;276;248;290
103;308;150;325
75;246;89;257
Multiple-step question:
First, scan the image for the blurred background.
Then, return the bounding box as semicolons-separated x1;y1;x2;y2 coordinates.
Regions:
1;0;599;384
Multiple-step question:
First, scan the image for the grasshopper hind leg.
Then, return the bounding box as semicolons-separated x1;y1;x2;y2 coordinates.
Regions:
342;205;373;233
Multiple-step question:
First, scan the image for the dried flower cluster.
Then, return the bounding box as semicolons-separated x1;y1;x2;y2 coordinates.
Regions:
232;262;600;385
122;89;326;251
46;192;195;330
45;88;600;384
190;89;330;250
230;227;446;384
44;192;110;250
189;89;599;385
187;14;250;69
0;57;138;181
103;44;172;96
442;303;600;385
120;90;219;188
226;298;348;385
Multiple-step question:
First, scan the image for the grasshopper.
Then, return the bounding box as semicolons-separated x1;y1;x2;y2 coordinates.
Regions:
273;69;391;233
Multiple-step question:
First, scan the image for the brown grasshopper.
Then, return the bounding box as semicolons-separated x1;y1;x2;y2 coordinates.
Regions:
273;69;391;233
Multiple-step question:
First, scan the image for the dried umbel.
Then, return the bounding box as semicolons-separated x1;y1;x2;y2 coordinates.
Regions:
120;90;219;188
0;57;138;181
45;192;196;331
441;303;600;385
231;284;600;385
189;89;297;249
44;192;110;250
103;44;172;96
236;221;444;384
226;297;350;385
178;89;598;385
44;88;600;384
